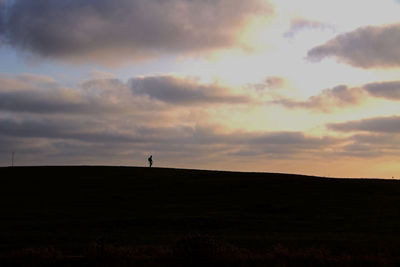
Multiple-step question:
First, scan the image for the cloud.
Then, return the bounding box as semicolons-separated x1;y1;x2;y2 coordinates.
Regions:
0;0;270;65
0;90;92;114
242;131;337;158
0;2;4;36
328;116;400;133
271;85;366;112
0;71;338;164
88;70;116;80
0;72;259;168
307;23;400;68
0;74;395;169
0;114;338;164
0;117;147;143
0;75;130;114
130;76;252;105
2;112;394;168
264;77;286;89
333;133;400;158
271;79;400;112
363;81;400;100
251;76;286;91
0;73;250;116
284;18;335;38
1;72;396;170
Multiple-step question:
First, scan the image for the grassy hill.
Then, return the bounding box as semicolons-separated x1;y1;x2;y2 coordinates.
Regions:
1;166;400;265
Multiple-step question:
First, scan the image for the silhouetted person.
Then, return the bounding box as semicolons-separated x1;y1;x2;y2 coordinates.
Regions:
148;155;153;168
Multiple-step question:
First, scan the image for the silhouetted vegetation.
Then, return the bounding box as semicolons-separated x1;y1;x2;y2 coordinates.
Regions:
1;166;400;266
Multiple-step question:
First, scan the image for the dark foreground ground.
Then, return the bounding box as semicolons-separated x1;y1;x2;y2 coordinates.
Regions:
1;166;400;266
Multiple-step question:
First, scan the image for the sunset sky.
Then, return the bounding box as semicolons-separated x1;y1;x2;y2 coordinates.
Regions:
0;0;399;178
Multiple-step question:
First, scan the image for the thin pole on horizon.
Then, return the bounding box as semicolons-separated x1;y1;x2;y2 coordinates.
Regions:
11;152;14;167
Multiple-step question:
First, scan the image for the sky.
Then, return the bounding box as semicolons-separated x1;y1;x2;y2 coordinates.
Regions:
0;0;399;178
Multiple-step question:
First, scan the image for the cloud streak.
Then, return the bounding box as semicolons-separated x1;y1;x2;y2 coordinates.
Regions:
340;133;400;158
0;0;270;65
0;74;251;116
307;23;400;68
0;115;340;163
284;18;335;38
271;85;366;112
0;71;343;166
326;116;400;158
130;76;252;105
0;75;130;114
363;81;400;100
328;116;400;133
271;80;400;112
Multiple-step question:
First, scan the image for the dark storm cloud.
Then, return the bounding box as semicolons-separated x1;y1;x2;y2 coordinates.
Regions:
272;85;365;112
363;81;400;100
328;116;400;133
130;76;252;105
307;23;400;68
284;18;335;38
0;0;270;64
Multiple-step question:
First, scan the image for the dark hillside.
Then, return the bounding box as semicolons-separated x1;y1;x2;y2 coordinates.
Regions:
1;166;400;264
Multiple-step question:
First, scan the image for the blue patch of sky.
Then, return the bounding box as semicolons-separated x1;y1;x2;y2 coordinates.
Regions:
0;45;92;86
110;55;188;82
0;45;194;87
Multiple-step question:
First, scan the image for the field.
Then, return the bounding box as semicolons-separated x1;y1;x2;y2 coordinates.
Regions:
1;166;400;265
